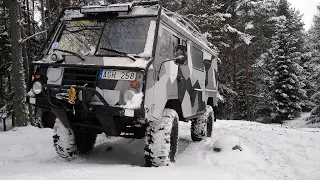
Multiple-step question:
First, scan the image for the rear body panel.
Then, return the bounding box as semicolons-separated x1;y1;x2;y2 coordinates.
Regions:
144;12;218;121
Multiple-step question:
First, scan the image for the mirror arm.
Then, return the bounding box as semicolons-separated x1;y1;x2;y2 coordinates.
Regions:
157;59;175;81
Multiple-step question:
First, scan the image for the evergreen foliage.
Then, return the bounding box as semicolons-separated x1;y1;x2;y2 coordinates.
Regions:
266;0;304;122
304;6;320;127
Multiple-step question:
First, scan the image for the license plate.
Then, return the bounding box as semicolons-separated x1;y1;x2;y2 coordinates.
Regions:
99;70;137;81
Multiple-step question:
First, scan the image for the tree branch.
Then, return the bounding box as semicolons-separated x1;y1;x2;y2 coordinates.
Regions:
19;30;47;44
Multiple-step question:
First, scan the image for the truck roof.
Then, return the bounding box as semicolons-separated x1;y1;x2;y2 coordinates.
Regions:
62;1;217;56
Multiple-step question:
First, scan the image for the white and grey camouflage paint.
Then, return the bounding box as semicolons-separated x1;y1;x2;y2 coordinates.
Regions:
43;5;218;122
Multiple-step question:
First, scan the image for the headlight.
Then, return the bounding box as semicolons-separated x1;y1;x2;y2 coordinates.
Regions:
123;89;138;103
78;90;83;101
51;54;58;62
32;81;43;95
50;52;63;63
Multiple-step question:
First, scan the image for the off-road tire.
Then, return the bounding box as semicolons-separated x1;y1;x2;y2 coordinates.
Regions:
191;105;214;141
53;119;97;160
145;109;179;167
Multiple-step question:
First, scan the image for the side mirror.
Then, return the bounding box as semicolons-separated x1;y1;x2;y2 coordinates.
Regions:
174;55;186;65
174;45;187;65
157;44;187;80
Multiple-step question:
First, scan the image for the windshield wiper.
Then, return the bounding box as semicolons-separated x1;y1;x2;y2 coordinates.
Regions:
53;48;85;61
98;48;136;61
99;48;128;55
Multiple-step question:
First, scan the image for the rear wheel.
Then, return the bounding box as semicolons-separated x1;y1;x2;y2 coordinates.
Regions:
53;119;97;160
191;105;214;141
144;109;179;167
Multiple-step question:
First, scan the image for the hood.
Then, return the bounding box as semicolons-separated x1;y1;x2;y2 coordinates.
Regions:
39;55;151;69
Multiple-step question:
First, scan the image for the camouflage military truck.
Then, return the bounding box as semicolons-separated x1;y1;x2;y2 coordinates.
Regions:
26;1;218;167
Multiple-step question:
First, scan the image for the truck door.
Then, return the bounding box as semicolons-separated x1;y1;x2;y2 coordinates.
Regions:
189;43;206;115
151;25;181;119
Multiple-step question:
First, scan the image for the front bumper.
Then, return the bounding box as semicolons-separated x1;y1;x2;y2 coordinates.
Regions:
27;84;145;119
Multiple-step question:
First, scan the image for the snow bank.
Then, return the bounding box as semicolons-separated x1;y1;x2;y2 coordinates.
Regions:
0;126;56;164
209;143;266;176
213;136;241;152
282;112;310;128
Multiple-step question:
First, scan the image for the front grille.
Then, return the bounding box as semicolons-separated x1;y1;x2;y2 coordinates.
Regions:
62;68;98;87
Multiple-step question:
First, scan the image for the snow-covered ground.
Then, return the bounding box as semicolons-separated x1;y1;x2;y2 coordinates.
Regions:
0;119;320;180
282;112;311;128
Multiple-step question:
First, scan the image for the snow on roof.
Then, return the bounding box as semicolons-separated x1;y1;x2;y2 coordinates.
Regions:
108;3;132;7
63;3;159;21
63;9;84;20
124;5;158;16
80;4;158;16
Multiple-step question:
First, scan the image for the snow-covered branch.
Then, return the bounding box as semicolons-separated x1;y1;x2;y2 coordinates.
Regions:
19;30;47;44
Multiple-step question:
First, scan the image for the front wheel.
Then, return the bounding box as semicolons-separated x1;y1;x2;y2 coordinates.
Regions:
144;109;179;167
191;105;214;141
53;119;97;160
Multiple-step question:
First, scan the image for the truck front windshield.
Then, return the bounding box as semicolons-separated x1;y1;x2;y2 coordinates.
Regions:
53;17;154;56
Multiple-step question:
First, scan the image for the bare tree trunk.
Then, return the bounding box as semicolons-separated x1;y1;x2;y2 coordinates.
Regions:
26;0;31;35
245;45;250;121
32;0;35;32
46;0;51;30
20;1;29;83
230;2;239;120
6;0;29;127
40;0;46;36
232;36;239;119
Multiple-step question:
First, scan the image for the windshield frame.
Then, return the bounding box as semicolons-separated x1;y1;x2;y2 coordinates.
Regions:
46;15;157;58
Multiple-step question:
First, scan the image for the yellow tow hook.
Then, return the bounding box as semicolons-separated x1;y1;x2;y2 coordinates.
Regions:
69;87;76;104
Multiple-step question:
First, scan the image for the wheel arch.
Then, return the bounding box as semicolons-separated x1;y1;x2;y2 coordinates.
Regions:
207;97;213;107
165;99;184;121
207;97;217;122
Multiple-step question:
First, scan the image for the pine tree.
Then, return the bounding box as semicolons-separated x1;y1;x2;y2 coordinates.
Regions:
304;6;320;127
269;0;304;122
251;0;279;121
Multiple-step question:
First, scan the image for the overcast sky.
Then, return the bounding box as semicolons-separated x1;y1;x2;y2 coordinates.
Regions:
288;0;320;30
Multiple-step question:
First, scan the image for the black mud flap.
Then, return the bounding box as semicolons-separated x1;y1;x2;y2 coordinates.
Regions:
51;108;71;128
96;107;118;136
41;110;56;128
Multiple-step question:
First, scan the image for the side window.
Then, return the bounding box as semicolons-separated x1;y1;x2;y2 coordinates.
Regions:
191;45;204;71
159;28;179;59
